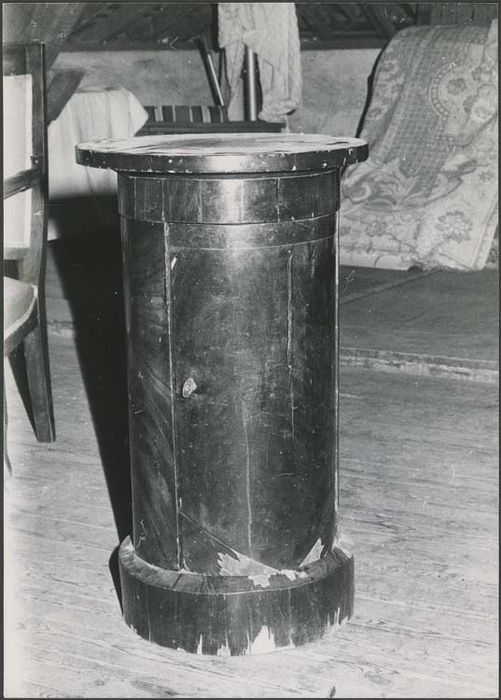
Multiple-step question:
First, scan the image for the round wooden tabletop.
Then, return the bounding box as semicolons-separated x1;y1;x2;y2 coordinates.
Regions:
75;132;368;174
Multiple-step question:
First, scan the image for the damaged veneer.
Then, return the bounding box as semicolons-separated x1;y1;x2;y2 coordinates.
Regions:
119;535;354;655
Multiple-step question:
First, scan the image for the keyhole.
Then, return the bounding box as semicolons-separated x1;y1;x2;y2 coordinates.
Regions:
182;377;197;398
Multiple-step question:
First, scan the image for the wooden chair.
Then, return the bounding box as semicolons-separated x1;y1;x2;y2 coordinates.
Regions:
3;42;55;444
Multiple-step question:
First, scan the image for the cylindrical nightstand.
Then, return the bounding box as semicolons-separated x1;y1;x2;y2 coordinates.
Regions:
76;133;368;655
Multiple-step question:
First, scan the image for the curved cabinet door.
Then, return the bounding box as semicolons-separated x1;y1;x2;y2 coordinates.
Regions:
170;230;338;572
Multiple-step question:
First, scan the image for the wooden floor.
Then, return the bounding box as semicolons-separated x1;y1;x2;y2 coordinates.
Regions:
4;237;499;697
340;266;499;382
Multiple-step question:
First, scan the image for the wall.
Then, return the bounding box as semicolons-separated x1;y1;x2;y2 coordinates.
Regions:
53;49;214;107
53;47;381;137
290;49;380;136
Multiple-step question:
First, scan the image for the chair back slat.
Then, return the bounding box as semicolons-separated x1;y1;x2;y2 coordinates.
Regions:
4;168;43;199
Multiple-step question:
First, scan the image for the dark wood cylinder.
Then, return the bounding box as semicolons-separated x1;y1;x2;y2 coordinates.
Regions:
76;133;368;655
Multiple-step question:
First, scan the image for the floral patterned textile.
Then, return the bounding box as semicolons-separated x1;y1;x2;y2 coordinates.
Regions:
340;21;498;269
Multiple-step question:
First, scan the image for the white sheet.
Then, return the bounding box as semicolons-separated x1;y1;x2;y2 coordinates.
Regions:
3;75;32;249
49;85;148;198
48;86;148;238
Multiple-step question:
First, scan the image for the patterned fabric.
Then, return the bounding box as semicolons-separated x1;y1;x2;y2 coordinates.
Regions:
340;21;498;270
144;105;228;124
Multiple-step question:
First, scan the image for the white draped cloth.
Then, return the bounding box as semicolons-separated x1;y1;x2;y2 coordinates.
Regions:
49;85;148;198
3;74;33;249
47;85;148;238
218;2;302;123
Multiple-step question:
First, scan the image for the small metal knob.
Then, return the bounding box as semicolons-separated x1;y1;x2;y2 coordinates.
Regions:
182;377;197;398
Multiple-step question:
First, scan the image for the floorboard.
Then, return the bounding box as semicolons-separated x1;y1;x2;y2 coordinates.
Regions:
4;326;498;698
340;268;499;363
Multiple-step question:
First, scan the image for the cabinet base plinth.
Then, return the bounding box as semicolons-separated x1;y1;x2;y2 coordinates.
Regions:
118;536;354;655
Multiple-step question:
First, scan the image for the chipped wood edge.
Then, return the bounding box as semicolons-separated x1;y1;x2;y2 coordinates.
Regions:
118;536;354;656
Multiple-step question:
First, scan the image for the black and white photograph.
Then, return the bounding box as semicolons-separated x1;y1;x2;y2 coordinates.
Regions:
3;1;498;696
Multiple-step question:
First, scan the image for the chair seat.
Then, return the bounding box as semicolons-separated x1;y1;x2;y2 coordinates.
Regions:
4;276;37;356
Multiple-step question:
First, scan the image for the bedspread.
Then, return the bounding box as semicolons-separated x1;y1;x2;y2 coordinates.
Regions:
340;20;498;270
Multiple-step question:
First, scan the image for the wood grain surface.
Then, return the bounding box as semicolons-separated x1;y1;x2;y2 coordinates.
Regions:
118;171;339;224
76;133;368;174
120;216;180;570
169;232;338;569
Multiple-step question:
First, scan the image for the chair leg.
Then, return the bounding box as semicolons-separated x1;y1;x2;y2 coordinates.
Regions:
23;309;56;443
4;386;12;476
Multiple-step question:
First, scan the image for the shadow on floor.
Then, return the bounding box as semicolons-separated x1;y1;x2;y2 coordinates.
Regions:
50;227;131;604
